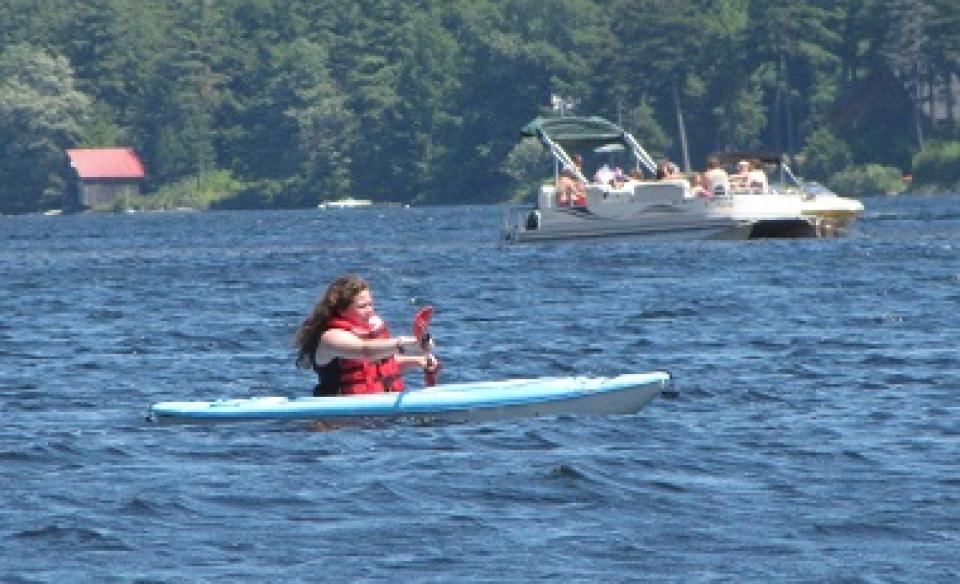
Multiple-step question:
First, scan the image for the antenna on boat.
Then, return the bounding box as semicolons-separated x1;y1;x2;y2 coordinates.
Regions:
674;86;691;173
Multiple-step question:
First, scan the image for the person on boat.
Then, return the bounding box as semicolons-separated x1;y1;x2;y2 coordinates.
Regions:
614;166;627;184
555;169;572;206
730;159;751;190
294;274;437;396
556;167;586;207
655;160;670;180
603;166;627;189
594;163;615;185
655;160;683;180
747;160;769;193
703;156;730;197
556;157;588;207
689;173;710;198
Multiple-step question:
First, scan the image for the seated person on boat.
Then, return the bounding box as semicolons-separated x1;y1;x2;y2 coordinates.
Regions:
656;160;684;181
730;159;751;189
556;168;587;207
594;163;615;184
703;156;730;196
689;173;710;198
730;159;769;193
747;161;769;192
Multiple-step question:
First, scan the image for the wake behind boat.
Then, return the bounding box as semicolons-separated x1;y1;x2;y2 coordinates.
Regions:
502;116;818;243
148;371;670;425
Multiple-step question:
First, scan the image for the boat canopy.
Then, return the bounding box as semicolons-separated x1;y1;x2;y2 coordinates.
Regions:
521;116;629;152
522;115;657;174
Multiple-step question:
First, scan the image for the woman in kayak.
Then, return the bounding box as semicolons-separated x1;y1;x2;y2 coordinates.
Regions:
294;274;437;396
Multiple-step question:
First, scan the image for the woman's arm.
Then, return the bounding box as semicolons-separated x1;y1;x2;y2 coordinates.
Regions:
314;328;419;366
395;354;437;371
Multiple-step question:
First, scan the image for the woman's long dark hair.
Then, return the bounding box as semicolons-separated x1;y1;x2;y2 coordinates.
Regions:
294;274;369;369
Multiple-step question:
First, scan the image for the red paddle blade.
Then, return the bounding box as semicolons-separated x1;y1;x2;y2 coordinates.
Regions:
413;306;437;386
413;305;433;339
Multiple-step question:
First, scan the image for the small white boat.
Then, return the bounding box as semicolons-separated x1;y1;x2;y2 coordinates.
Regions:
148;372;670;425
502;117;813;243
318;197;374;209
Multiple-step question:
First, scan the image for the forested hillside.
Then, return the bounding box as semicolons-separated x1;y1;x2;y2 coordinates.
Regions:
1;0;958;213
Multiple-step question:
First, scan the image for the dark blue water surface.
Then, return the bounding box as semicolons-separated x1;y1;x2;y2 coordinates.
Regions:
2;194;958;582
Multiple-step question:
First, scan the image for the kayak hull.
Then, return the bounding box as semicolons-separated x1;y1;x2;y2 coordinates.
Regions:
148;372;670;425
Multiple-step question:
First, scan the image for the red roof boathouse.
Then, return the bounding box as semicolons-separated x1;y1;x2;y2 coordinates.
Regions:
66;148;146;209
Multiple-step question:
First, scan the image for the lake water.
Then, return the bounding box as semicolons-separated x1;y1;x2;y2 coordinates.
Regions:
2;194;958;582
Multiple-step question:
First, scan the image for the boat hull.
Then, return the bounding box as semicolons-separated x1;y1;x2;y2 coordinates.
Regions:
148;372;671;425
502;179;817;243
504;209;754;243
800;196;864;237
748;218;817;238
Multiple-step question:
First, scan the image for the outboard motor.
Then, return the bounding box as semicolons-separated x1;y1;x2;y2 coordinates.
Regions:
525;210;541;231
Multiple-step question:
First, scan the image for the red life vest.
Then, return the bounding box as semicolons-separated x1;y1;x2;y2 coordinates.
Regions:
313;315;405;395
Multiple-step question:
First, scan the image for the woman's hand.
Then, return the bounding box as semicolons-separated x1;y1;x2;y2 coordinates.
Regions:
422;354;440;373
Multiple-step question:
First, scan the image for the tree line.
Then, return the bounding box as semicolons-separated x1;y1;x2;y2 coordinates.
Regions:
1;0;959;214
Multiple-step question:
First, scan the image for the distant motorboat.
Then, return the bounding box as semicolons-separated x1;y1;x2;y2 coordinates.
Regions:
318;197;374;209
502;116;813;243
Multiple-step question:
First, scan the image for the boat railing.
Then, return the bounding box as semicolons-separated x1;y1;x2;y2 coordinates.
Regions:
537;131;589;184
622;131;658;175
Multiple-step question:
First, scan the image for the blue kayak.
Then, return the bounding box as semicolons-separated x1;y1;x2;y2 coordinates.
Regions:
148;372;670;425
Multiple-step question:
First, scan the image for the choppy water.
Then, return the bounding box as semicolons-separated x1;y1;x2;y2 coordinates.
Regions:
2;194;958;582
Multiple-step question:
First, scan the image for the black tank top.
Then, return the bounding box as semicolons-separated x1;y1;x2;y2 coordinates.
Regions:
312;358;341;396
